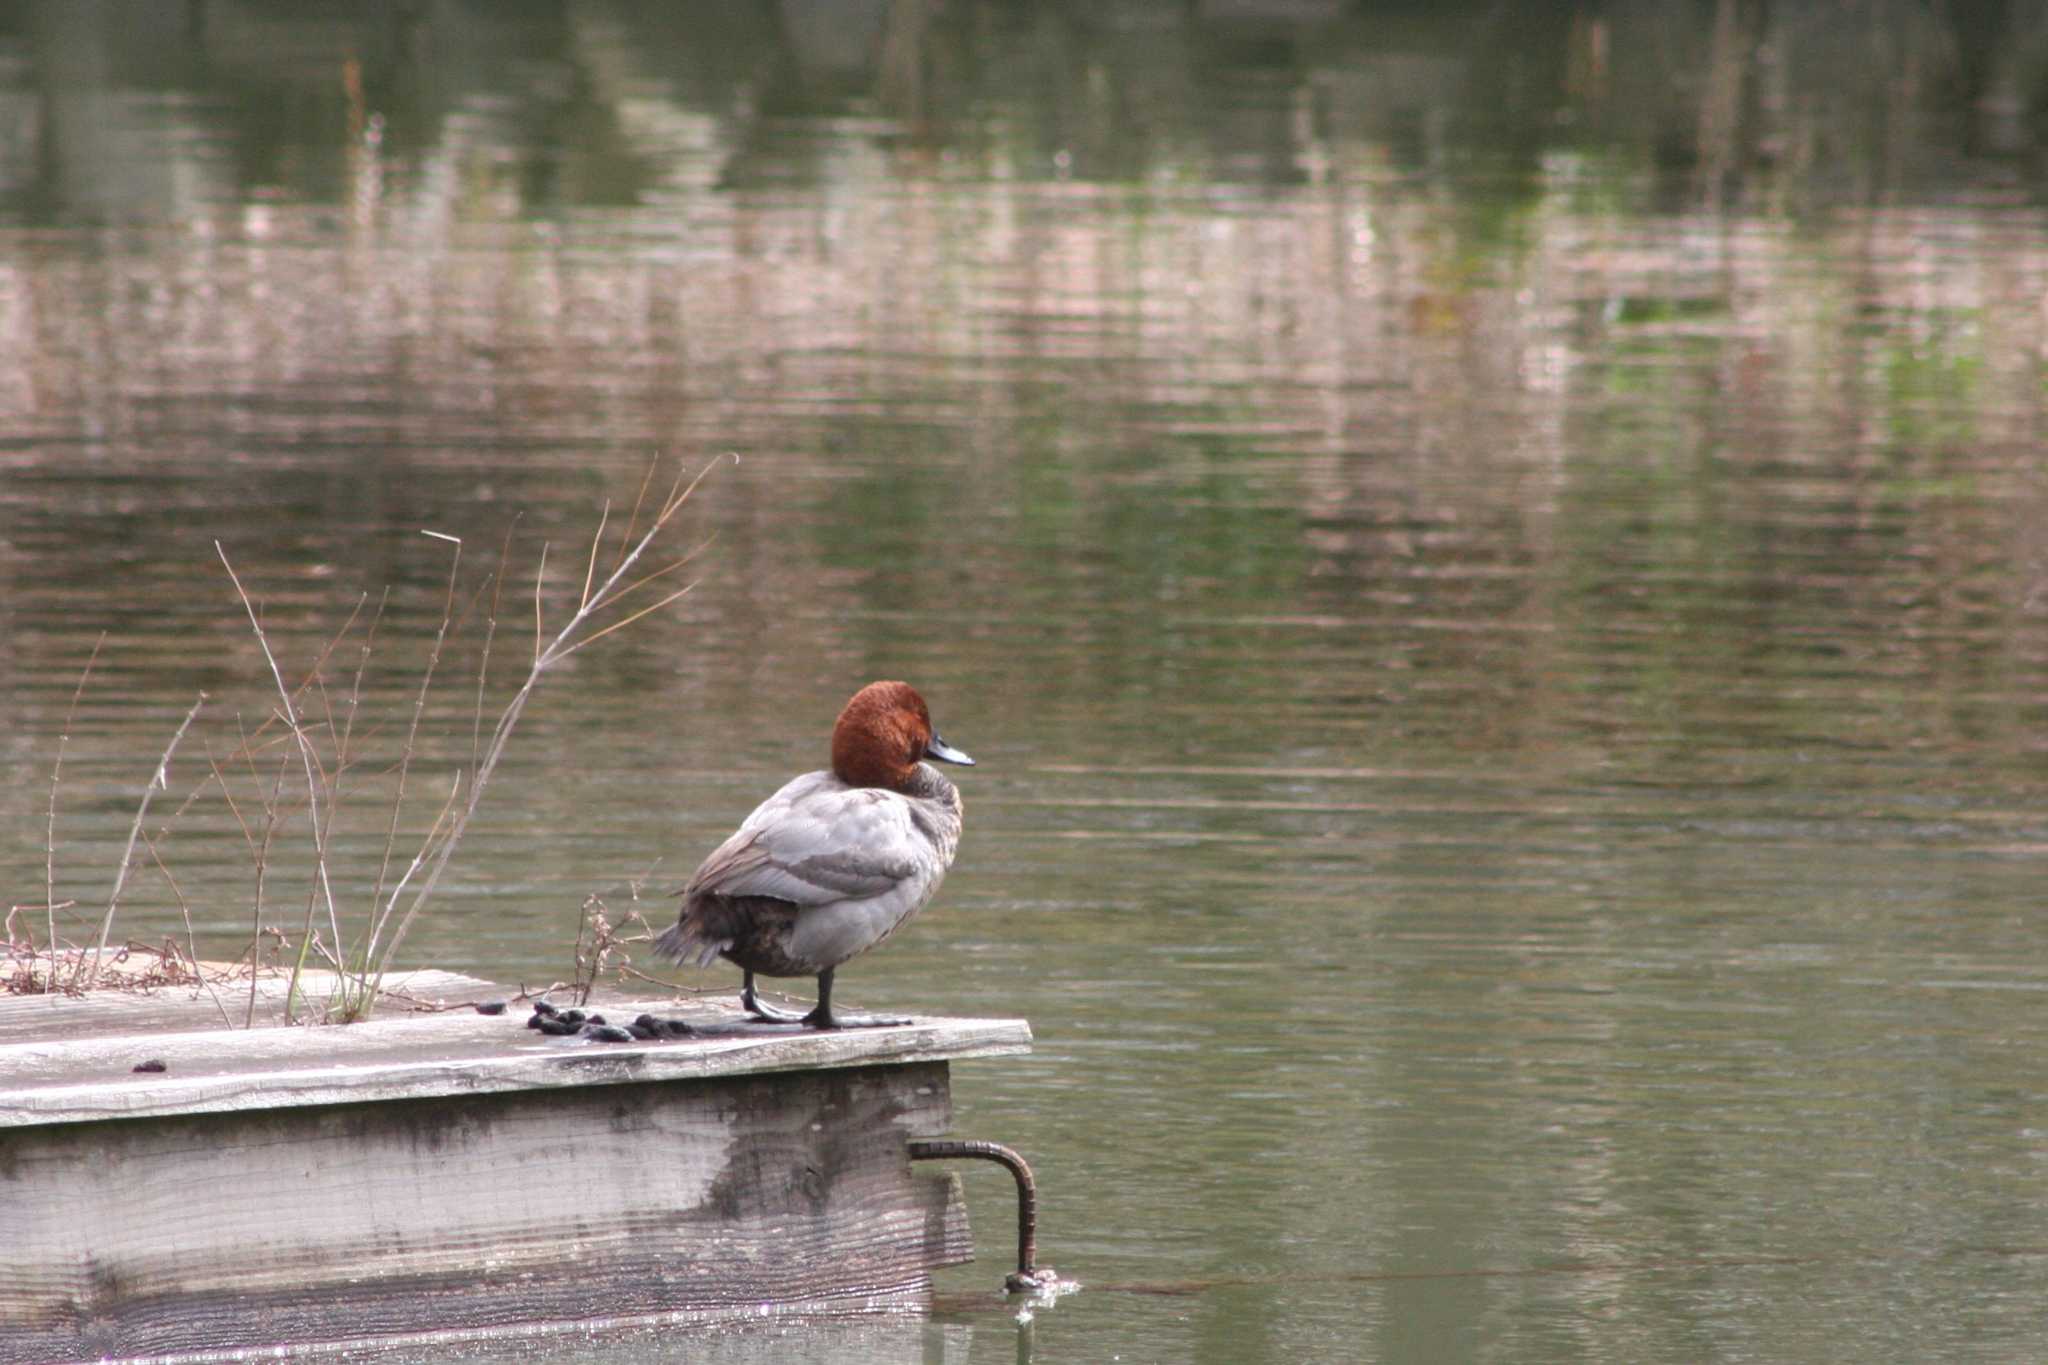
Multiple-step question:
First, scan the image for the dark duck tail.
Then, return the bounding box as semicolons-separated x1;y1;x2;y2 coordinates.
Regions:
651;911;730;969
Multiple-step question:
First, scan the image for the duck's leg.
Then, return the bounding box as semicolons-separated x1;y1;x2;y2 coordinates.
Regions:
739;970;808;1024
801;967;912;1030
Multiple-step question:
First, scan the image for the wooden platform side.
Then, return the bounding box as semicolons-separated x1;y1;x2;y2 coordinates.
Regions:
0;1062;975;1363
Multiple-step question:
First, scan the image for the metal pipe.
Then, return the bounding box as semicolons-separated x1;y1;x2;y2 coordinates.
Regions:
907;1137;1043;1292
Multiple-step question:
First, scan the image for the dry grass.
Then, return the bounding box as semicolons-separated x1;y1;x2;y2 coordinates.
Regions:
563;856;696;1006
13;458;725;1023
5;938;209;998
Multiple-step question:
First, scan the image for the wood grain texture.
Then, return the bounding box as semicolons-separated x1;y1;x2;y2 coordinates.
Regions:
0;993;1032;1129
1;1062;978;1363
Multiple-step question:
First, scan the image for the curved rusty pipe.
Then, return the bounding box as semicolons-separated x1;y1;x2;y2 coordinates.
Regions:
907;1138;1043;1292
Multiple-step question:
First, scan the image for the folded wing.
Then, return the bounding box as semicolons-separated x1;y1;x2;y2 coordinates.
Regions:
689;779;921;906
653;773;924;967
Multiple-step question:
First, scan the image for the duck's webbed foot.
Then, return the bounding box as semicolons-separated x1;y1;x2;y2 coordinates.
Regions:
798;968;912;1030
739;971;808;1024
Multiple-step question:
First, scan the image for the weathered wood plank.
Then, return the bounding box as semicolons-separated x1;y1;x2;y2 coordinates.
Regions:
0;965;500;1041
0;1063;976;1363
0;998;1033;1128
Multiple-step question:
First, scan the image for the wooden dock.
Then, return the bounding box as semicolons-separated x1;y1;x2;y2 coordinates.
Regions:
0;963;1032;1363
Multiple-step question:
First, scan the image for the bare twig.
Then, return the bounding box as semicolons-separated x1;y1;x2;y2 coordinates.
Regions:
341;590;390;780
290;598;377;955
364;539;462;973
558;581;701;659
45;633;104;986
82;691;206;989
198;593;371;784
143;830;231;1027
312;591;385;993
217;544;347;1016
319;592;374;771
610;461;659;582
580;501;610;611
611;541;714;606
232;714;293;1025
204;741;256;849
474;522;517;776
532;540;549;665
362;455;725;1011
360;769;463;993
302;929;342;971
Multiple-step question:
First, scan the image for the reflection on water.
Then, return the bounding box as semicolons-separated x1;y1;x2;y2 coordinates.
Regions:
7;2;2048;1360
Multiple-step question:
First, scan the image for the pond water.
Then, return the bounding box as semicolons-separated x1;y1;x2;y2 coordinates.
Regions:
7;2;2048;1360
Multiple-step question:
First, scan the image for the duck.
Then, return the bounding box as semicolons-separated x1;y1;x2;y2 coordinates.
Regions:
651;680;974;1029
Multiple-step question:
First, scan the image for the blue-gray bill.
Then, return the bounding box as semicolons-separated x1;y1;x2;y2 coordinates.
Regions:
927;734;974;765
